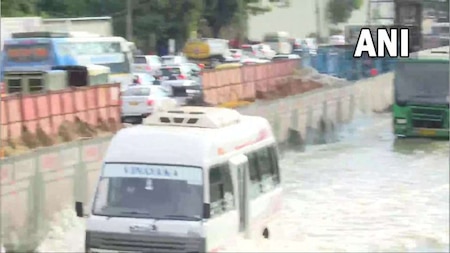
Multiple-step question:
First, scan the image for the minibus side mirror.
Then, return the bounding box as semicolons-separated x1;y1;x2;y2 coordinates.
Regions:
203;203;211;219
75;201;85;217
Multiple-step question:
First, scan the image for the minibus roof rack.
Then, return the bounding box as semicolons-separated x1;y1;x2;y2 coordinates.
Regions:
143;106;241;128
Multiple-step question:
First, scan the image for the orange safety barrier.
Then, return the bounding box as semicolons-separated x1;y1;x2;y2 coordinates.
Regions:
202;59;300;105
0;83;121;142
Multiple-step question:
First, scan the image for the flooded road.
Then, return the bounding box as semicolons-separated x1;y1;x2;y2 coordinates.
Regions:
230;113;449;252
37;113;449;253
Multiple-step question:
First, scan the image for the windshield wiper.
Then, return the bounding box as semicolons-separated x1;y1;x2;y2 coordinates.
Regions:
163;215;201;221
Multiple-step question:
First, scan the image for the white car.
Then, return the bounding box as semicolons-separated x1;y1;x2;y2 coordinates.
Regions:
132;55;162;76
241;44;276;59
256;44;277;59
121;85;177;124
131;73;156;86
229;49;243;59
161;55;188;65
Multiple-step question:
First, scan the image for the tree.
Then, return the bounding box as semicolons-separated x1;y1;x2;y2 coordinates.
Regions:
326;0;363;24
2;0;273;51
1;0;38;17
202;0;239;38
201;0;274;38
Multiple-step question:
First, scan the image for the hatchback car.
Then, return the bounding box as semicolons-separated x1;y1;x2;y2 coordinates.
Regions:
120;85;177;124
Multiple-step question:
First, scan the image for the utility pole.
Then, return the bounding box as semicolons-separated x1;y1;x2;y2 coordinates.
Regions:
367;0;372;25
126;0;133;41
315;0;321;41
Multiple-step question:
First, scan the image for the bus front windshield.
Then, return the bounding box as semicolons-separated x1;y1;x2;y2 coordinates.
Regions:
56;41;131;74
93;163;204;220
395;61;449;105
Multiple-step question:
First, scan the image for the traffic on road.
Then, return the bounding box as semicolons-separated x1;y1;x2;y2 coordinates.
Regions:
0;1;449;252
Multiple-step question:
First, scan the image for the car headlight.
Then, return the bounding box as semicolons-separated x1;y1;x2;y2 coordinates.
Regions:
396;118;407;124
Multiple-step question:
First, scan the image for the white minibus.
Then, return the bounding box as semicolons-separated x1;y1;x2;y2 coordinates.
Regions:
75;106;283;253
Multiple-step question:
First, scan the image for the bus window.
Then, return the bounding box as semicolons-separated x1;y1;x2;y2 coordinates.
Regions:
269;146;281;185
255;148;276;192
209;163;235;217
247;152;262;199
56;41;130;74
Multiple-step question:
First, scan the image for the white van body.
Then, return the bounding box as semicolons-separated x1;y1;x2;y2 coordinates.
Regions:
83;106;282;252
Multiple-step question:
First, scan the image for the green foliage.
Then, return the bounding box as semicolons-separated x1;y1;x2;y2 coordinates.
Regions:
326;0;363;24
203;0;239;37
2;0;273;50
1;0;38;17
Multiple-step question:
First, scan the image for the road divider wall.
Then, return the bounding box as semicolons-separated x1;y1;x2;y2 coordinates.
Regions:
202;59;300;105
0;84;121;155
239;72;393;144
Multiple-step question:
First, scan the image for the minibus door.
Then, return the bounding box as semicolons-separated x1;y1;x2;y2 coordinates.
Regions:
229;154;250;238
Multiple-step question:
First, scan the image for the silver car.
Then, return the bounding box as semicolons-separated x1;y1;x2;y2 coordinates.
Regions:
121;85;177;124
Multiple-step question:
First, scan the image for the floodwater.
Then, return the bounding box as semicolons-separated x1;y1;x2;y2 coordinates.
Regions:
37;113;449;253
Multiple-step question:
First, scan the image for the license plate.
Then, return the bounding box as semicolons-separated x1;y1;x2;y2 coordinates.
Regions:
129;101;139;106
419;129;436;136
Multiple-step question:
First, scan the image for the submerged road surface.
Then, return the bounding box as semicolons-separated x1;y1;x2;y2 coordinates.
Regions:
37;113;449;253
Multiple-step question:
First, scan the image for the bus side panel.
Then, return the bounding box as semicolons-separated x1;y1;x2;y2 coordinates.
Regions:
249;186;283;237
204;210;239;252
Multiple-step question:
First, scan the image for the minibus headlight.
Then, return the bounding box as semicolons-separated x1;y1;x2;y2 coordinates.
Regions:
396;118;407;124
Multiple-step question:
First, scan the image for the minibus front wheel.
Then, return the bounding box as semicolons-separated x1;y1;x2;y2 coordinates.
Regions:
262;227;270;239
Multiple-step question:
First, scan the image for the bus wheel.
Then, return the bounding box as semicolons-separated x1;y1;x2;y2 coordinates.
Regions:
262;228;270;239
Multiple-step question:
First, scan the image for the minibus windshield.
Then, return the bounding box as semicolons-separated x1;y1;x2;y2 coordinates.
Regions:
92;163;204;220
395;61;449;105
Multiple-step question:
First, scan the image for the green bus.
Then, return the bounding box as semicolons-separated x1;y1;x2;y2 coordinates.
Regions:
393;46;449;138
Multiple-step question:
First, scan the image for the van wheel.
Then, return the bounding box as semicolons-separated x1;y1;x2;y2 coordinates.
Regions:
262;228;270;239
